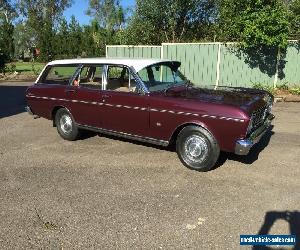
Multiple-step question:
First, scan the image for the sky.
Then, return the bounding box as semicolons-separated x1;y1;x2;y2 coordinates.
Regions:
63;0;135;25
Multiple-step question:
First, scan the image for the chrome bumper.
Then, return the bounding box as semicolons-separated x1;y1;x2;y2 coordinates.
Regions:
235;114;275;155
25;106;34;115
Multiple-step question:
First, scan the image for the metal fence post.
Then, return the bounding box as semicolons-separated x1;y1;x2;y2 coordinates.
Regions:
215;43;222;90
273;47;280;89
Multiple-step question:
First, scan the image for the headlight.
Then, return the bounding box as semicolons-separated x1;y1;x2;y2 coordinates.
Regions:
264;94;273;114
247;116;253;135
267;103;272;114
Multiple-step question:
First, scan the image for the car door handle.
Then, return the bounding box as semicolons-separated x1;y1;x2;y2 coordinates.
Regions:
102;94;111;98
65;89;76;93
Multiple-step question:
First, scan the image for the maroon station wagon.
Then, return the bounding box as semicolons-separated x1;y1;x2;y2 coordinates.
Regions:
25;58;274;171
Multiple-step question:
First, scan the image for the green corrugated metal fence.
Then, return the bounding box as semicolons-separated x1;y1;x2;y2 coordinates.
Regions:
106;42;300;87
219;44;275;87
106;45;161;59
277;42;300;85
162;43;219;86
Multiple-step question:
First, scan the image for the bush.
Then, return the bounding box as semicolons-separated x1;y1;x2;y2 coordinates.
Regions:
252;83;275;94
252;82;300;95
289;87;300;95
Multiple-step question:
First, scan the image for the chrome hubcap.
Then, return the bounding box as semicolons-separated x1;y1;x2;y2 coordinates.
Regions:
60;114;72;134
184;135;208;162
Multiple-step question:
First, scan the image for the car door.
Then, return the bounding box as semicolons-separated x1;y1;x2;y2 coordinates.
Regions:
100;65;151;137
64;64;104;128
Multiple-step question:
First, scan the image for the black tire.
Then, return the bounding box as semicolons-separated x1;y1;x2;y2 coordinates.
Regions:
176;125;220;171
54;108;79;141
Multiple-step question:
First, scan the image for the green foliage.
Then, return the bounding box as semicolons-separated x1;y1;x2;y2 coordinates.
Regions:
19;0;72;61
277;83;289;91
53;17;106;58
252;82;275;94
289;87;300;95
6;63;16;73
0;0;298;67
123;0;218;45
31;63;41;75
13;22;36;60
0;0;15;71
218;0;290;49
289;0;300;39
252;82;300;95
86;0;125;31
68;16;83;57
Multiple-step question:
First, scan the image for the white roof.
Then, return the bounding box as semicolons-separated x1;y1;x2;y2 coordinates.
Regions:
47;57;176;72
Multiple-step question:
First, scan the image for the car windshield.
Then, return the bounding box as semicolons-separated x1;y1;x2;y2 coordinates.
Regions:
137;62;188;92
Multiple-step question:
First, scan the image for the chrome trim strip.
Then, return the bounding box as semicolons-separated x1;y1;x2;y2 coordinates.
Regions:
77;124;169;147
26;94;246;122
201;113;245;122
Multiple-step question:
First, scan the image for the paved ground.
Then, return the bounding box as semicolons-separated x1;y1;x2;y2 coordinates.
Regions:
0;82;299;250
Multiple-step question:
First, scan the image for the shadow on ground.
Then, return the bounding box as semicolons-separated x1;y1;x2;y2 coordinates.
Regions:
0;85;28;118
81;126;274;171
252;211;300;250
213;127;274;170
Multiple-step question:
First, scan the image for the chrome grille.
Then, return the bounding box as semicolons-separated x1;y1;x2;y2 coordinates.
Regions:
251;105;268;129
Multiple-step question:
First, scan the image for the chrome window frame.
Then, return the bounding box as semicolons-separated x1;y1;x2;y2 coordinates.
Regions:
36;64;80;85
135;61;184;93
103;64;149;95
69;64;105;90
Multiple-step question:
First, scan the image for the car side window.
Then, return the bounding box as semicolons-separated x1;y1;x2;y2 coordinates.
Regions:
106;66;137;93
73;65;103;89
40;65;78;85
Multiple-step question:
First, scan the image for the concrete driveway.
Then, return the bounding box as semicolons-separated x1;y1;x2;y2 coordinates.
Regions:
0;82;299;249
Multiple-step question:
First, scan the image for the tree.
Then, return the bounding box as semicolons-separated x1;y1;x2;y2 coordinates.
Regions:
86;0;124;30
0;0;16;71
13;22;36;60
122;0;217;45
81;24;98;57
18;0;72;61
55;18;69;58
68;15;82;57
86;0;126;47
217;0;290;48
288;0;300;39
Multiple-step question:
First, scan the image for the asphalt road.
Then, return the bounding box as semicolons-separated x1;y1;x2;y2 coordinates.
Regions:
0;82;299;249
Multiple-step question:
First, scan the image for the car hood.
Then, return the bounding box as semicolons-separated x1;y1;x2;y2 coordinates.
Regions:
165;85;272;113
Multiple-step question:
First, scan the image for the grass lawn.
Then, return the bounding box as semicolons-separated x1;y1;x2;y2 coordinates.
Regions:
6;62;46;75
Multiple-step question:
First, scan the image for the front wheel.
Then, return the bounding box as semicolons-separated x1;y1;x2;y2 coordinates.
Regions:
176;126;220;171
55;108;79;141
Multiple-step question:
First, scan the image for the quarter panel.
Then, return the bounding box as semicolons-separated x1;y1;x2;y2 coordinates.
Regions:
148;94;249;152
26;84;68;119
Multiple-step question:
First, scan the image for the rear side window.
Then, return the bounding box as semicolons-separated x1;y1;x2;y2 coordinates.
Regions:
39;65;78;85
76;65;103;89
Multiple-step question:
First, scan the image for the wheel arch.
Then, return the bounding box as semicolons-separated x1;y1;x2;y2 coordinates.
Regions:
51;106;72;127
168;121;216;146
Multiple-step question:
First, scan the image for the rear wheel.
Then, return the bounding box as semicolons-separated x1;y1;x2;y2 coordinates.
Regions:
176;125;220;171
55;108;79;141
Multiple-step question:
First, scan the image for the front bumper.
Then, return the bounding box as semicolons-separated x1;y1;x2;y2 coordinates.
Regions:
235;114;275;155
25;106;34;115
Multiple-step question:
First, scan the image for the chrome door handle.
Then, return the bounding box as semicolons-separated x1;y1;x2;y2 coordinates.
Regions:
65;89;76;93
102;94;111;98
